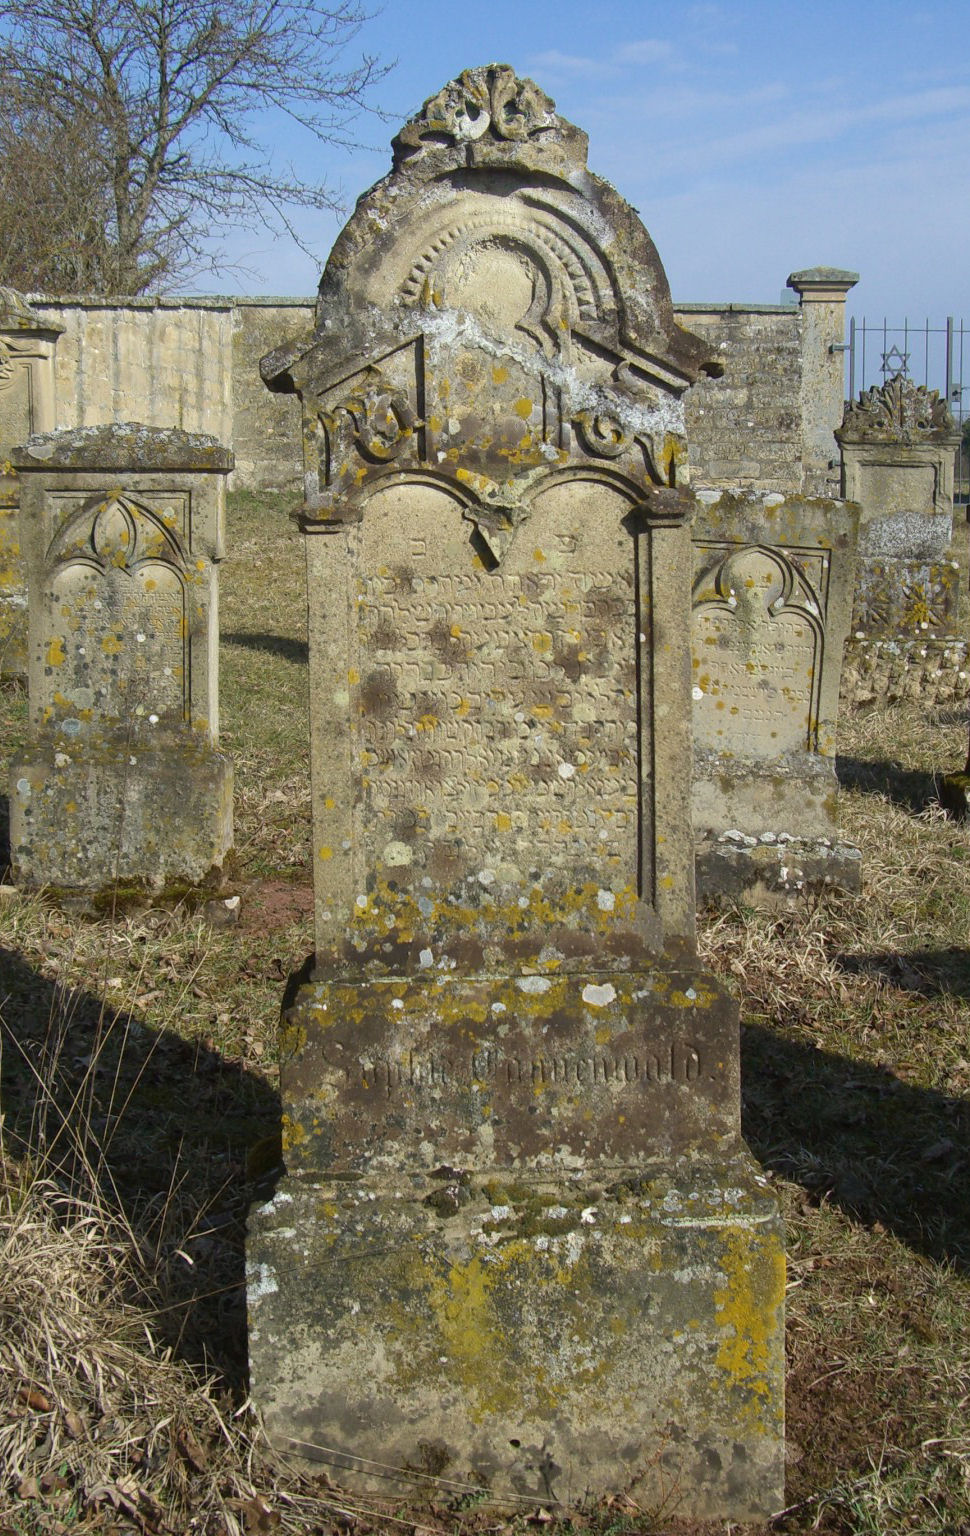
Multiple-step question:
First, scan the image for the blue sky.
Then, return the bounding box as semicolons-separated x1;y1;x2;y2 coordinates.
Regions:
211;0;970;330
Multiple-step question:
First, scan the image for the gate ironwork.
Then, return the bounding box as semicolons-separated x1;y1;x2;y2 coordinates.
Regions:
845;316;967;503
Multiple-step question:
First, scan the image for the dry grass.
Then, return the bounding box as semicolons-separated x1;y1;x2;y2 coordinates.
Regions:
2;492;970;1533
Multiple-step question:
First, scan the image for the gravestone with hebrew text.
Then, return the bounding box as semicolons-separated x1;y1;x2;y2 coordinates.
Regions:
9;424;233;890
690;491;861;902
249;67;784;1519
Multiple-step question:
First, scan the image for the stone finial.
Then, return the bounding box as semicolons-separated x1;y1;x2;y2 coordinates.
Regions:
836;373;959;445
391;63;582;167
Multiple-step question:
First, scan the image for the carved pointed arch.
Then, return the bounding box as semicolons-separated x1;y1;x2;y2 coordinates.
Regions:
692;545;824;754
47;493;191;577
692;543;823;625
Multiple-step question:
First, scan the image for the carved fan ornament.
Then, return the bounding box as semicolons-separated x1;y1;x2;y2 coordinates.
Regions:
838;373;957;443
264;65;717;525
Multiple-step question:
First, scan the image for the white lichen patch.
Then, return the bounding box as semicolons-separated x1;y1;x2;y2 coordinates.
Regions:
517;975;551;994
582;982;616;1008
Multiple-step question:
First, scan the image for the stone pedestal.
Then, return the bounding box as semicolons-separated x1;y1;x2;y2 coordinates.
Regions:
0;287;62;678
249;65;784;1520
9;425;233;891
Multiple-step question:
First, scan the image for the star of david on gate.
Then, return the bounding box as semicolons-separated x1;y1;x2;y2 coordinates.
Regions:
881;344;910;377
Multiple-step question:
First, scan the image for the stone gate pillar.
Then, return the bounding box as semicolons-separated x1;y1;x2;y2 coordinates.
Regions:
249;66;784;1519
787;267;858;495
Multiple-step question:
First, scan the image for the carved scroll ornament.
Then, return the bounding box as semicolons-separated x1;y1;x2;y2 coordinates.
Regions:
393;64;557;164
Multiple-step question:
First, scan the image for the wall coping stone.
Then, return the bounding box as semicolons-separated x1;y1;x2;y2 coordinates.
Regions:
675;302;798;314
29;292;807;316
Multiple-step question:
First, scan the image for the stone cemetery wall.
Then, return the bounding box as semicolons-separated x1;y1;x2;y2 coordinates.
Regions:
31;280;852;498
0;288;62;676
29;295;313;492
9;424;234;890
837;374;966;711
247;64;784;1520
691;491;861;901
682;303;804;491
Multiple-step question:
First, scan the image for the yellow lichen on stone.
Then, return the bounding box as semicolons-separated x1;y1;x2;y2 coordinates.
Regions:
713;1229;785;1405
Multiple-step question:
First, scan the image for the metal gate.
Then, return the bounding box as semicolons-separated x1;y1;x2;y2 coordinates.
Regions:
845;316;967;504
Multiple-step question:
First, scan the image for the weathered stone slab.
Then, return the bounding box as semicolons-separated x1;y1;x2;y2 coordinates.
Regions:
9;424;233;890
691;491;860;901
250;1163;783;1512
0;288;62;677
249;65;784;1519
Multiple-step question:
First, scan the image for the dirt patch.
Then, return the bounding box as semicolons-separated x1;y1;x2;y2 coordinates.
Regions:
235;877;314;934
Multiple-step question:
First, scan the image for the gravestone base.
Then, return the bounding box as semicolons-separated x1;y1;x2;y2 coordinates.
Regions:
696;834;862;906
248;1155;784;1519
10;734;233;890
940;770;970;820
693;756;861;904
249;965;784;1520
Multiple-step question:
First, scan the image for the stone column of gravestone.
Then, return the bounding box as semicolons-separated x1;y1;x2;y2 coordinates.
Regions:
0;288;63;678
691;491;862;902
9;424;233;891
249;66;784;1519
787;268;858;497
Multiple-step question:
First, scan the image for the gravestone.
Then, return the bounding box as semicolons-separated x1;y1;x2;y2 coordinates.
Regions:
837;373;962;639
249;67;784;1519
837;375;966;712
0;288;62;677
9;424;233;890
691;492;861;901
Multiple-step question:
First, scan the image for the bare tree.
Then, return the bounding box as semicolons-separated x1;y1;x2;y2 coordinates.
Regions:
0;0;387;294
0;81;118;293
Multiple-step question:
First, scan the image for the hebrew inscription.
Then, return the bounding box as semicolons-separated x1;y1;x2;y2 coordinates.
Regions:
692;546;823;756
40;493;191;726
355;566;638;872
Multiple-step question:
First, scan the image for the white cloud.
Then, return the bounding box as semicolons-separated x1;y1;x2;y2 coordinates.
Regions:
613;39;674;66
528;49;617;80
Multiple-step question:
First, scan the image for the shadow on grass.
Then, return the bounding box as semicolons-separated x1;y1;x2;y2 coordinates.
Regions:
837;945;970;1001
223;631;308;665
742;1022;970;1270
0;791;9;877
0;944;281;1393
836;753;940;814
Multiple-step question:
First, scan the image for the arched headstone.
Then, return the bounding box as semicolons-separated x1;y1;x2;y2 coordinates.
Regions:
250;66;784;1518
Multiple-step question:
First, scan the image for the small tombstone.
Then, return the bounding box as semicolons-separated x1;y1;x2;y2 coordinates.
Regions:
691;492;861;900
837;374;963;639
9;424;233;890
249;67;784;1518
0;288;62;677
